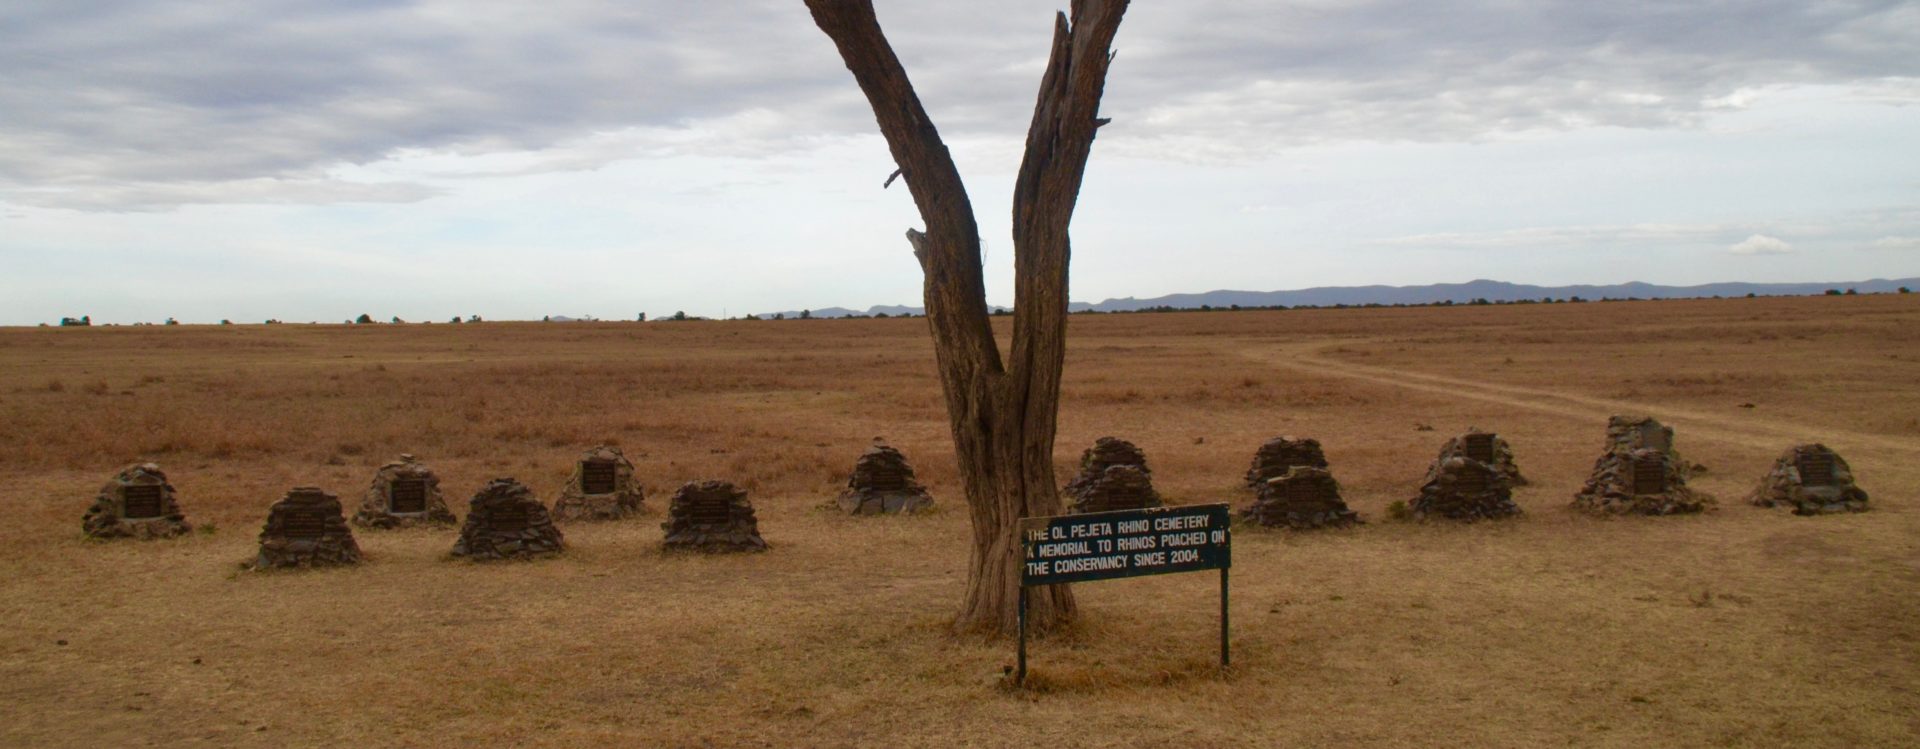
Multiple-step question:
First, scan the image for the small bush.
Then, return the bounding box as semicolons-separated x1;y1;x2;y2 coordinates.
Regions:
1386;501;1411;521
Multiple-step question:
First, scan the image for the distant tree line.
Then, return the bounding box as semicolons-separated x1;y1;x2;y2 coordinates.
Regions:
39;285;1913;328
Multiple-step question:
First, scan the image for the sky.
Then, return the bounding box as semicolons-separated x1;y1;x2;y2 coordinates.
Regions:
2;0;1917;325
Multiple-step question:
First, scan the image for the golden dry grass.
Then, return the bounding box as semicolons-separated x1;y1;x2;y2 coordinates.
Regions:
2;295;1917;748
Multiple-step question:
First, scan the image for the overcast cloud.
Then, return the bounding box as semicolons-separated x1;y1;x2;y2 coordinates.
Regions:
2;1;1917;323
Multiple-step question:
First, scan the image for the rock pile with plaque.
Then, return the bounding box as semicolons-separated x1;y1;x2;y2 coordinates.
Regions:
249;487;361;570
552;445;645;521
1243;466;1359;529
82;463;192;540
352;454;457;529
661;480;767;552
1245;436;1329;487
1573;418;1712;515
1064;437;1163;513
1432;428;1528;487
451;478;565;560
1410;457;1520;521
837;442;934;515
1749;444;1869;515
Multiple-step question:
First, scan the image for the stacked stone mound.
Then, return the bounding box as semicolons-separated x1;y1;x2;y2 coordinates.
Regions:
1749;444;1869;515
1244;466;1360;529
1572;447;1713;515
1411;457;1521;521
1063;437;1163;513
552;445;645;521
82;463;192;539
1434;429;1528;487
1603;415;1703;475
1245;436;1329;487
249;487;361;570
352;454;457;529
452;478;565;560
662;480;767;552
837;443;934;515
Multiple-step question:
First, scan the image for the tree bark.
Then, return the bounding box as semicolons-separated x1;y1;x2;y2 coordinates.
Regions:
806;0;1130;635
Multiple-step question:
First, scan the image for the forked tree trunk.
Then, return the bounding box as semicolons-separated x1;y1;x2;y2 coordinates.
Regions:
805;0;1130;634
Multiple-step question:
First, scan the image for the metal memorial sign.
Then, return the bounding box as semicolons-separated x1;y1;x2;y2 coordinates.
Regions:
580;460;618;495
1015;503;1231;683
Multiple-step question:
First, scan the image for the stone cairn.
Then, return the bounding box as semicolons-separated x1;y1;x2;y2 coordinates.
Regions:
837;441;935;515
1432;428;1528;486
662;480;767;552
1244;436;1329;487
1573;417;1712;515
249;487;362;570
1410;456;1521;521
551;445;646;521
1749;444;1869;515
1063;437;1163;514
1573;448;1712;515
352;454;457;529
82;462;192;540
452;478;565;560
1244;466;1360;529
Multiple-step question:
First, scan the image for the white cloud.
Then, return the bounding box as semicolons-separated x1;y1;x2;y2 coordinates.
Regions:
1729;234;1793;255
3;0;1918;210
1871;235;1920;250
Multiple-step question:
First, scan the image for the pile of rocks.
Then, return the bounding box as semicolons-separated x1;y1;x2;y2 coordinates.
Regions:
1573;447;1712;515
1749;444;1869;515
552;445;646;521
837;442;934;515
1245;436;1329;487
1243;466;1360;529
1433;429;1528;486
1063;437;1162;514
352;454;457;529
249;487;362;569
662;480;767;552
82;463;192;539
1410;457;1520;521
452;478;565;559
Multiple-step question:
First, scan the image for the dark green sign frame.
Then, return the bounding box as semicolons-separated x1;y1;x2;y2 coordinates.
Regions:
1015;503;1231;683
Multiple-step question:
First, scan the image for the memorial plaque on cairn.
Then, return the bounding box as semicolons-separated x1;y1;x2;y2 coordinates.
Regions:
388;479;427;514
82;463;192;540
352;454;457;529
452;478;565;560
1750;444;1868;515
1631;454;1667;495
837;441;935;515
662;480;767;552
121;484;164;519
552;445;645;522
249;486;361;570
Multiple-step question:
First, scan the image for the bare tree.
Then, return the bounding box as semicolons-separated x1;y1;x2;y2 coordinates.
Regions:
806;0;1130;634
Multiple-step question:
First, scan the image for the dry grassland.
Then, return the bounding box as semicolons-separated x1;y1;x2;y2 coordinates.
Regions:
2;295;1917;748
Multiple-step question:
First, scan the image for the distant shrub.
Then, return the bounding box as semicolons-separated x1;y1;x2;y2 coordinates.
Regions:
1386;501;1411;521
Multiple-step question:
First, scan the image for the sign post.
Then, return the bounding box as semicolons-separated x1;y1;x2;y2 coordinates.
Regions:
1016;503;1232;683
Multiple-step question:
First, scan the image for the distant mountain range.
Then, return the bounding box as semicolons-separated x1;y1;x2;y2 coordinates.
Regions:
753;277;1918;318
